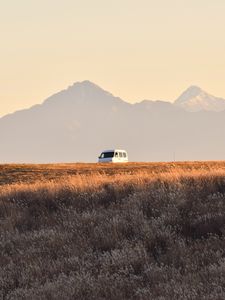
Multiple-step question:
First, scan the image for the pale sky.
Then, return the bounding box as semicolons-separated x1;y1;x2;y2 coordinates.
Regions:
1;0;225;116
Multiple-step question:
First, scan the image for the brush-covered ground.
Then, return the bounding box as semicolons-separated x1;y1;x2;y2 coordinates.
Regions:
1;162;225;299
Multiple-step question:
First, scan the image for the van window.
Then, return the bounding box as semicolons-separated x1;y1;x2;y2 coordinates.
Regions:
123;152;127;158
100;152;114;158
119;152;123;158
115;152;118;157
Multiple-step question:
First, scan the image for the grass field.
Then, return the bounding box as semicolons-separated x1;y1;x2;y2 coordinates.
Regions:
1;162;225;299
1;161;225;185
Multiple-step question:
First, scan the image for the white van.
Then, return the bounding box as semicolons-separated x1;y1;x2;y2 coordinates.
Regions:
98;149;128;163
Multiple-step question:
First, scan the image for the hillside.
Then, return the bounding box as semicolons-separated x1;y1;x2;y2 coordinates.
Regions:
1;162;225;299
1;81;225;163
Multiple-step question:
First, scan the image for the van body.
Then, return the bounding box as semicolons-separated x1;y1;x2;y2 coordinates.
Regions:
98;149;128;163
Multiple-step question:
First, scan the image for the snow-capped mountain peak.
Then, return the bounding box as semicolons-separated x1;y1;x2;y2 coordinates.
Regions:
174;86;225;112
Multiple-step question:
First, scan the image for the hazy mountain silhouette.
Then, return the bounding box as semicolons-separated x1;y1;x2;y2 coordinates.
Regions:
1;80;225;162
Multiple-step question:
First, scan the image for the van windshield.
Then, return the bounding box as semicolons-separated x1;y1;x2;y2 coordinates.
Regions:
100;152;114;158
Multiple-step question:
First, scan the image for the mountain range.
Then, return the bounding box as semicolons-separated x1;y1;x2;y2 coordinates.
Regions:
1;81;225;162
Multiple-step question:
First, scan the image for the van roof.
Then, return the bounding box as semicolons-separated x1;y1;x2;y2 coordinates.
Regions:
102;149;127;153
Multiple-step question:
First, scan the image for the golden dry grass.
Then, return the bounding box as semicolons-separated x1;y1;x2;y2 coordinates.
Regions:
1;160;225;185
1;162;225;299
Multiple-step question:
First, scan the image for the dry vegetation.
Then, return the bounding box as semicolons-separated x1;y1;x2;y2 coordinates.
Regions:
1;162;225;299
